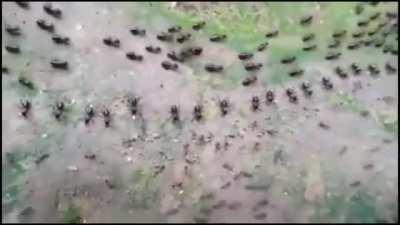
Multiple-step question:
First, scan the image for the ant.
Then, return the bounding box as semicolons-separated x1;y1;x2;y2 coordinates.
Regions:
52;35;70;45
43;3;62;19
50;59;68;70
210;34;226;42
322;77;333;90
161;61;178;71
36;19;54;33
266;90;275;103
219;99;229;116
251;96;260;111
127;96;140;115
170;105;180;122
244;62;262;71
126;52;143;61
84;104;95;125
102;108;111;127
205;64;223;73
19;99;31;118
193;104;203;121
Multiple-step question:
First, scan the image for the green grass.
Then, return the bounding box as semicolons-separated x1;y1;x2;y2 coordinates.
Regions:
63;206;82;223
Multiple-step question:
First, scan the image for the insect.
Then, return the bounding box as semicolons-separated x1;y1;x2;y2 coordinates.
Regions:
286;88;298;103
83;104;95;125
302;33;315;42
303;44;317;51
127;96;140;115
266;90;275;103
288;69;304;77
5;25;21;36
36;19;54;32
50;59;68;70
242;76;257;86
281;56;296;64
251;96;260;111
145;45;161;54
265;30;279;38
157;32;173;42
332;30;347;38
161;61;178;71
352;30;365;38
205;64;223;72
167;51;185;62
301;81;313;97
363;38;374;47
369;12;381;21
257;42;269;51
18;77;34;89
219;99;229;116
186;46;203;56
130;28;146;36
328;39;341;48
357;19;369;27
102;108;111;127
385;11;398;20
192;21;206;30
193;104;203;121
2;66;9;74
325;52;341;60
176;33;191;43
300;15;313;25
335;66;348;78
322;77;333;89
168;25;182;33
238;52;253;60
103;37;120;48
367;28;378;36
350;63;362;75
5;45;20;54
43;3;62;19
367;64;380;76
318;121;330;130
354;3;364;15
170;105;180;122
53;101;64;120
19;99;31;118
382;45;393;54
244;62;262;71
52;35;70;45
210;34;226;42
15;1;29;9
385;62;397;74
374;38;385;48
126;52;143;61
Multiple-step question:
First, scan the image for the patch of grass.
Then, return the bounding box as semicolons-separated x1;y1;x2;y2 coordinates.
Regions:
129;167;160;209
329;92;365;113
63;206;82;223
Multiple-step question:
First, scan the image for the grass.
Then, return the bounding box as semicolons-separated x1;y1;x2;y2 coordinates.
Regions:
128;167;160;209
63;206;82;223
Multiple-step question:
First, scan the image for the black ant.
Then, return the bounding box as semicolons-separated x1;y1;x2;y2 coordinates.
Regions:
84;104;95;125
145;45;161;54
266;90;275;103
385;62;397;74
170;105;179;122
354;3;364;15
19;99;31;118
130;28;146;36
5;45;20;54
36;19;54;33
192;21;206;30
357;19;369;27
265;30;279;38
251;96;260;111
281;56;296;64
367;28;378;36
257;42;269;51
193;104;203;121
102;108;111;127
328;39;341;48
167;51;184;62
244;62;262;71
374;39;385;48
385;11;397;20
2;66;9;74
302;33;315;42
43;3;62;19
161;61;178;71
127;96;140;115
219;99;229;116
350;63;362;75
303;44;317;51
286;88;298;103
238;52;253;60
301;81;313;97
103;37;120;48
157;32;173;42
363;38;374;47
335;66;348;78
168;25;181;33
53;101;64;120
18;77;34;89
189;47;203;56
15;2;29;9
205;64;223;73
242;76;257;86
300;15;313;25
176;33;191;43
210;34;226;42
50;59;68;70
5;25;21;36
288;68;304;77
382;45;393;54
369;12;381;21
332;30;346;38
322;77;333;90
352;30;365;38
52;35;70;45
367;64;380;76
347;41;361;50
325;52;341;60
126;52;143;61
